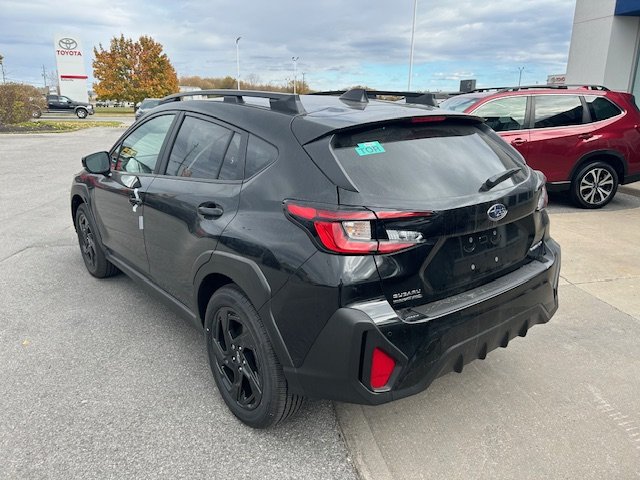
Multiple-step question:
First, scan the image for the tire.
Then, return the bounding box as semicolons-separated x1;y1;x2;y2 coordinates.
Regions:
31;107;42;119
205;285;304;428
74;204;119;278
76;108;88;119
570;161;619;209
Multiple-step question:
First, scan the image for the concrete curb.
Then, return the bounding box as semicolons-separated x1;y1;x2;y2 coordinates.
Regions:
335;403;393;480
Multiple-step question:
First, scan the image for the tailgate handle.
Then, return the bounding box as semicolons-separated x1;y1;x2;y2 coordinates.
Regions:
198;205;224;218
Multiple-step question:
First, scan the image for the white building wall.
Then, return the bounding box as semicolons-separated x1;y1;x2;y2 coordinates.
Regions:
566;0;640;92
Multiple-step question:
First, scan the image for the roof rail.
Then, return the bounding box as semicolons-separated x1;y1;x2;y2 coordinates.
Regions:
159;89;306;115
470;84;609;93
312;89;438;107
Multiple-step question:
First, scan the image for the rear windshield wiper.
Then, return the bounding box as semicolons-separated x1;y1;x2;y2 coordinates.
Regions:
479;167;521;192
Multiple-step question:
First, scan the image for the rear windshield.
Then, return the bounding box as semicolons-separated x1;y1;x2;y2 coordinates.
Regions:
439;96;482;112
332;121;526;202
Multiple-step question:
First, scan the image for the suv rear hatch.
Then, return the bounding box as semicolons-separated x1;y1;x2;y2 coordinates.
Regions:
302;117;547;314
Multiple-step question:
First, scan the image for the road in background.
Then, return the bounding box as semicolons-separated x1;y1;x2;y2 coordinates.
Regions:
0;128;357;480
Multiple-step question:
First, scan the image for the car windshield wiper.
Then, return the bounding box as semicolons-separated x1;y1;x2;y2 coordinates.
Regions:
479;167;521;192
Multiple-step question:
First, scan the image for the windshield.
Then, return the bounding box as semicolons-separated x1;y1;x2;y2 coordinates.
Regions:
439;96;483;112
141;99;161;109
332;121;526;203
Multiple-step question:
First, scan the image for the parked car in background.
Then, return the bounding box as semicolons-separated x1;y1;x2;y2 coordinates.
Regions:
134;98;161;120
71;89;560;428
440;85;640;208
32;95;94;119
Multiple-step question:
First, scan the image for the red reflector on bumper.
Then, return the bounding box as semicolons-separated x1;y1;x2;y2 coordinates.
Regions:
370;347;396;389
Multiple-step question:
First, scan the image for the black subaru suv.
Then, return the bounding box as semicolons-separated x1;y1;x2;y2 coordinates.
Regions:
71;89;560;428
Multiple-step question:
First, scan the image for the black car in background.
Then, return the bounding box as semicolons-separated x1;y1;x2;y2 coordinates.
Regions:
71;89;560;428
32;94;94;119
134;98;161;120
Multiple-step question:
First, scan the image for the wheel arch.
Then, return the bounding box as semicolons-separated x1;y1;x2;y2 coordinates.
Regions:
194;251;272;326
70;184;90;230
194;251;294;369
570;150;626;183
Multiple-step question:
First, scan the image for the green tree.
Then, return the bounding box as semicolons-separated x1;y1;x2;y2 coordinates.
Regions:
93;35;179;103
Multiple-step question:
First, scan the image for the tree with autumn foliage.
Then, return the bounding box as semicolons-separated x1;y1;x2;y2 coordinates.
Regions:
93;35;179;103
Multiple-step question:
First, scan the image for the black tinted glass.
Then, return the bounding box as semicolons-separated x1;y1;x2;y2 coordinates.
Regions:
245;135;277;178
166;116;233;180
219;133;243;181
584;95;622;122
534;95;583;128
332;122;525;203
472;96;527;132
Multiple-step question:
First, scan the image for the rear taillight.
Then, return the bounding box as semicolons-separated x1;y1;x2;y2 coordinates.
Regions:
370;347;396;389
284;201;430;255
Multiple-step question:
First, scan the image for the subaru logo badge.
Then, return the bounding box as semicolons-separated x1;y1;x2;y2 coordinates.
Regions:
487;203;507;222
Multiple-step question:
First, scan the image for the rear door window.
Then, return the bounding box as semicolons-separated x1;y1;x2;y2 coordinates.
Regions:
584;95;622;122
472;97;527;132
332;121;525;202
533;95;584;128
166;116;239;180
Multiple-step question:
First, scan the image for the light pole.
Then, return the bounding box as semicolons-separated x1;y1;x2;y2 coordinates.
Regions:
408;0;418;91
302;72;306;93
292;56;299;94
235;37;241;90
517;66;525;87
0;54;5;84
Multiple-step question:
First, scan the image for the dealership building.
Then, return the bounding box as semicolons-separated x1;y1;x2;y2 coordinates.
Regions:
566;0;640;97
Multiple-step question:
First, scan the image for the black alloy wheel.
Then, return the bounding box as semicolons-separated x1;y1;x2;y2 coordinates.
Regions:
211;306;263;410
205;286;304;428
77;210;97;271
571;161;618;209
74;204;119;278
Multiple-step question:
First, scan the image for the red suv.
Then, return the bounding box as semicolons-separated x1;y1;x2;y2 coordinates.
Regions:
440;85;640;208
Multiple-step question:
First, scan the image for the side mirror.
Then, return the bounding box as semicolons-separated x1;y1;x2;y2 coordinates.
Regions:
82;151;111;174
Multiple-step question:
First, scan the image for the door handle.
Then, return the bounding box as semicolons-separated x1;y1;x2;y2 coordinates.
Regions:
578;133;593;140
198;206;224;218
510;138;527;147
128;187;142;205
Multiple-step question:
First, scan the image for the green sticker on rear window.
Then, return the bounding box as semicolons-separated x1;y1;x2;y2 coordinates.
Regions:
355;141;385;156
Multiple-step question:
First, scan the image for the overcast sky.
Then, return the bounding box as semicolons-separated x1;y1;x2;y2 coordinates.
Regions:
0;0;576;92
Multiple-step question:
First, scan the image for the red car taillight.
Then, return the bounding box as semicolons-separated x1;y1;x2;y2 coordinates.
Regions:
370;347;396;389
284;201;430;255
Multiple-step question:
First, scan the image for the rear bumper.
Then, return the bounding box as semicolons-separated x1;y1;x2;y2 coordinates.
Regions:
284;239;561;404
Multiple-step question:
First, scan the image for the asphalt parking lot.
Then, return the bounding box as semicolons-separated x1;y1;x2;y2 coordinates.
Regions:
1;127;640;479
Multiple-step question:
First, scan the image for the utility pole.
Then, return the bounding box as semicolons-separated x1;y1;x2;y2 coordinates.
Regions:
408;0;418;91
302;72;306;93
292;57;299;94
235;37;241;90
42;65;47;88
